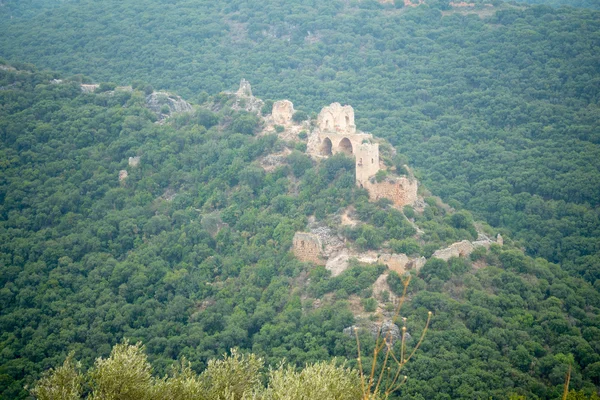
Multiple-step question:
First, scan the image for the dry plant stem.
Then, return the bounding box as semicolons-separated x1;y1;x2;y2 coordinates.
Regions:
357;275;432;399
371;276;411;396
385;311;432;395
356;331;366;397
562;364;571;400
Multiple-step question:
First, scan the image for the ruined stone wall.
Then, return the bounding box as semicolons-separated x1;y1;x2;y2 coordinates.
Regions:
236;78;253;97
317;103;356;134
306;102;419;210
292;232;324;265
365;176;418;208
433;234;503;261
308;130;374;158
355;143;380;187
377;254;426;275
272;100;295;126
432;240;474;261
233;79;263;114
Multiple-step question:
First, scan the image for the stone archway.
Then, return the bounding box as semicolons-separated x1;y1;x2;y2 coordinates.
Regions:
339;137;353;155
321;137;333;156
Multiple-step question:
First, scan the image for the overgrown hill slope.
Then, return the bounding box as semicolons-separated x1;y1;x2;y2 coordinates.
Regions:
0;0;599;287
1;65;599;399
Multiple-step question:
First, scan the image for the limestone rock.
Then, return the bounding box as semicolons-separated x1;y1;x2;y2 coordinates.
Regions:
343;321;400;344
309;225;345;257
326;250;351;277
373;320;401;343
343;325;360;337
497;234;504;246
236;78;253;97
233;79;264;114
118;170;128;183
128;156;141;167
272;100;295;126
81;84;99;93
146;91;193;116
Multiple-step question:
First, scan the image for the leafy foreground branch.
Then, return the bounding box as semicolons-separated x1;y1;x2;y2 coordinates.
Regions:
29;342;362;400
30;277;432;400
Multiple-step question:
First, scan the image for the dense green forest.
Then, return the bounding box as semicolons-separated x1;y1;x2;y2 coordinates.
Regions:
0;0;599;286
1;0;600;398
1;64;599;399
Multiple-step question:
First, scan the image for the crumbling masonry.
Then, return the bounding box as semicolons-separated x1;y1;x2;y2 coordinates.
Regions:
292;232;325;265
306;103;418;208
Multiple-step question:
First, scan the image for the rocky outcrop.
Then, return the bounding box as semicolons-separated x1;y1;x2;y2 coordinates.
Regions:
146;91;193;116
343;320;401;344
118;170;128;183
378;253;426;274
81;84;99;93
128;156;141;167
232;79;264;114
326;250;351;277
432;234;503;261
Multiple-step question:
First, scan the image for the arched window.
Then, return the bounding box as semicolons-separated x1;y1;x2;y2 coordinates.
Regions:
321;138;333;156
339;138;353;155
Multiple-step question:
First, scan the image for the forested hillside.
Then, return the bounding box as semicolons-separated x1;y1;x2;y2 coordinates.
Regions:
1;65;599;399
1;0;600;399
0;0;599;288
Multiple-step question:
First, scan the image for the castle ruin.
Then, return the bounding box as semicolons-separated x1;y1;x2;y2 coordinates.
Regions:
272;100;295;126
306;102;418;208
292;232;325;265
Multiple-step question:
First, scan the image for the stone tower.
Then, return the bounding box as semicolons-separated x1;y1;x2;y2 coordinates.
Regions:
355;142;380;188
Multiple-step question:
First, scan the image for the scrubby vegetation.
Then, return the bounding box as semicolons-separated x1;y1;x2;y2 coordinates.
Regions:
1;0;600;398
0;66;599;399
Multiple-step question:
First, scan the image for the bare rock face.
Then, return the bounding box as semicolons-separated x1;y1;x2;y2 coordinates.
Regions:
233;79;264;114
309;225;345;257
236;78;253;97
128;156;141;167
326;250;351;277
81;84;99;93
497;234;504;246
432;240;474;261
343;320;401;344
146;91;193;116
374;320;401;343
118;170;128;183
272;100;295;125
